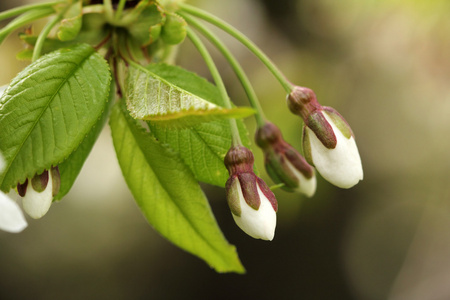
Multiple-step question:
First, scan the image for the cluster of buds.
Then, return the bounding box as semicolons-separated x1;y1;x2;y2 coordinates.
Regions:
224;87;363;240
256;122;316;197
224;146;278;241
287;86;363;188
17;166;61;219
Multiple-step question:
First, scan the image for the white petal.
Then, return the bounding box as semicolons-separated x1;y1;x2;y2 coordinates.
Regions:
232;181;276;241
308;112;363;188
22;172;53;219
0;191;27;233
285;159;317;197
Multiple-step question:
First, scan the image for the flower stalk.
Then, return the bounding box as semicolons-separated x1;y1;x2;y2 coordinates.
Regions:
180;12;266;127
186;27;242;146
179;3;293;93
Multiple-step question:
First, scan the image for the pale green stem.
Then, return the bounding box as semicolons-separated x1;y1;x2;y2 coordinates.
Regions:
179;3;294;93
180;12;266;128
0;1;63;22
186;28;242;147
82;5;105;15
114;0;127;22
103;0;114;23
0;8;55;45
32;4;70;62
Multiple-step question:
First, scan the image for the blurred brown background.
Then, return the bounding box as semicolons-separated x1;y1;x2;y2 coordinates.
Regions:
1;0;450;299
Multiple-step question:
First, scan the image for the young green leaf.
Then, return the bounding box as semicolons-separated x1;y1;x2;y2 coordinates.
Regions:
57;0;82;41
147;63;252;186
55;81;116;201
160;13;186;45
127;2;164;46
110;103;245;274
0;44;111;192
126;62;254;127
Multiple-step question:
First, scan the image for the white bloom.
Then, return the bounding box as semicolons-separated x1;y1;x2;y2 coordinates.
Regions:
256;122;316;197
304;111;363;188
0;149;27;233
229;178;277;241
225;145;278;241
287;85;363;189
21;171;54;219
0;191;27;233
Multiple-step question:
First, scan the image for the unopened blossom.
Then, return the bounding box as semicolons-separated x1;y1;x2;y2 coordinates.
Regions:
17;167;60;219
225;146;278;241
256;122;316;197
287;86;363;188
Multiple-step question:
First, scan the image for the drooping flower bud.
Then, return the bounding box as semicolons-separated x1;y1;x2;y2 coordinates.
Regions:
224;146;278;241
256;122;316;197
18;166;61;219
287;86;363;188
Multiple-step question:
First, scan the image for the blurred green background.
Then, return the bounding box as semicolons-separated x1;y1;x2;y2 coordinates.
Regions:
2;0;450;299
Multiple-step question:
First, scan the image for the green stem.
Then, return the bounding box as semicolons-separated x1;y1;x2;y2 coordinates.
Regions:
0;1;63;22
82;5;104;15
0;7;55;45
32;4;70;62
179;3;293;93
103;0;114;23
114;0;127;22
180;13;266;128
186;27;242;147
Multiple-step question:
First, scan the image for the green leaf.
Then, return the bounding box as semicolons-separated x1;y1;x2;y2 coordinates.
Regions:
110;103;245;273
57;1;82;41
126;62;254;128
0;44;111;192
160;13;186;45
18;34;74;59
147;64;252;186
127;3;164;46
55;81;116;201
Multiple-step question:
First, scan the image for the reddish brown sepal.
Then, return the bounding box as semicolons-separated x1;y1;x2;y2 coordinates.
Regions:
238;173;260;210
256;177;278;212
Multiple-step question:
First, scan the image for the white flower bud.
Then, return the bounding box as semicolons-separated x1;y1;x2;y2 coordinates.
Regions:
225;146;278;241
256;122;316;197
21;170;54;219
283;158;317;197
229;178;277;241
0;191;27;233
303;110;363;188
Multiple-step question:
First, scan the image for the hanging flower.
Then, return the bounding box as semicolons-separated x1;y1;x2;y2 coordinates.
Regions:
255;122;316;197
224;146;278;241
17;167;61;219
287;86;363;188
